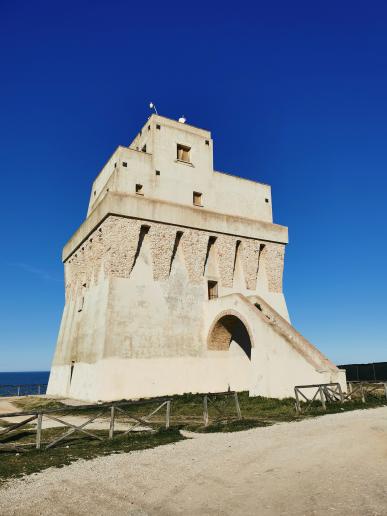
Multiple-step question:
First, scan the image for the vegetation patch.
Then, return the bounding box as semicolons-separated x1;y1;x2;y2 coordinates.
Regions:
0;428;184;484
13;397;67;412
187;418;272;433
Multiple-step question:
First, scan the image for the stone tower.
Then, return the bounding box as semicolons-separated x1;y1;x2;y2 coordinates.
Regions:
47;115;345;401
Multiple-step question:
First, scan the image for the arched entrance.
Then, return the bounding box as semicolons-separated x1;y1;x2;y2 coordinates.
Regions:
208;314;252;359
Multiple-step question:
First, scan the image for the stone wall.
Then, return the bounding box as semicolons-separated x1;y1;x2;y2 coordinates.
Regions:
65;215;286;301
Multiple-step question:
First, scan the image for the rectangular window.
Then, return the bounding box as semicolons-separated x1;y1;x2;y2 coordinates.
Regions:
208;280;218;300
156;124;161;130
177;144;191;162
142;144;147;153
193;191;202;206
136;184;144;195
122;162;127;167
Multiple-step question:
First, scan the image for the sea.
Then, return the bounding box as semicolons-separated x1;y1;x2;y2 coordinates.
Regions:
0;371;50;396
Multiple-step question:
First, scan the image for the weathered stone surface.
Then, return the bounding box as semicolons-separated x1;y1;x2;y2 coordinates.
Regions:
240;239;262;290
216;235;236;287
148;224;178;281
262;243;285;293
65;216;282;296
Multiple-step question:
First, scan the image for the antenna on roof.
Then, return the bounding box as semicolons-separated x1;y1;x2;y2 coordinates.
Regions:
178;115;186;124
149;102;158;114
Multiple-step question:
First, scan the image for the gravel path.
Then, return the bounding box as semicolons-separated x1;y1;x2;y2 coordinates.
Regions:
1;407;387;516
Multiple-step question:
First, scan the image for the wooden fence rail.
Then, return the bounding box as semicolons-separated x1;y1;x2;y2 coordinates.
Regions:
0;391;241;452
345;381;387;403
202;391;242;426
294;383;344;414
295;381;387;414
0;396;173;452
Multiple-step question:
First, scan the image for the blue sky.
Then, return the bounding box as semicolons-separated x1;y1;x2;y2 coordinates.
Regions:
0;0;386;371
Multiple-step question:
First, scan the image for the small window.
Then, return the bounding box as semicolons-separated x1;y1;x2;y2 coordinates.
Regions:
148;125;151;131
156;124;161;130
136;184;144;195
193;191;202;206
77;296;84;312
142;144;147;153
177;144;191;162
70;361;75;384
208;281;218;300
122;162;127;167
265;198;269;203
205;140;210;145
93;190;96;197
155;170;160;176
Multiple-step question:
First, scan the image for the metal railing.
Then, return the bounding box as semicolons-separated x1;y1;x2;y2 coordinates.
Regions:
0;384;47;397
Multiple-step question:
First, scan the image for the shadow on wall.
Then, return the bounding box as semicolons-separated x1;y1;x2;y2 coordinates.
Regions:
208;315;251;359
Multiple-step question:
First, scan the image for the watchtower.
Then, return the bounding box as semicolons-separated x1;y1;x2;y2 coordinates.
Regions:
47;115;344;401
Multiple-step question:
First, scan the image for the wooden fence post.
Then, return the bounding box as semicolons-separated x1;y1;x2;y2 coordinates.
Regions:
203;395;209;426
109;406;115;439
165;401;171;429
36;413;43;450
234;392;242;420
360;383;366;403
384;383;387;401
319;386;326;410
348;382;353;400
337;383;344;403
294;388;301;414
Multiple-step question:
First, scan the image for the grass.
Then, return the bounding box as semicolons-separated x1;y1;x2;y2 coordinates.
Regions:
0;428;184;484
1;390;386;484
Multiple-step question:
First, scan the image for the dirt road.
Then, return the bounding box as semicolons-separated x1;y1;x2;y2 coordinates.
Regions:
1;407;387;516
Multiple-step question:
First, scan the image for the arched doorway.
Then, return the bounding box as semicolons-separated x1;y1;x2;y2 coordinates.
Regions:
208;314;252;359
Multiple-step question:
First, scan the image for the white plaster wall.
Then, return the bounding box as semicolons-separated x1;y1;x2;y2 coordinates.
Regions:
88;114;273;223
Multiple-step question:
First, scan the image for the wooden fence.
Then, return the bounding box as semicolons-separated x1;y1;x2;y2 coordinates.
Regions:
0;392;242;453
202;391;242;426
0;397;171;452
294;381;387;414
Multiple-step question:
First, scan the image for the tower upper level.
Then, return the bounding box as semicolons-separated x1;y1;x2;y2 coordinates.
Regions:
87;114;273;223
